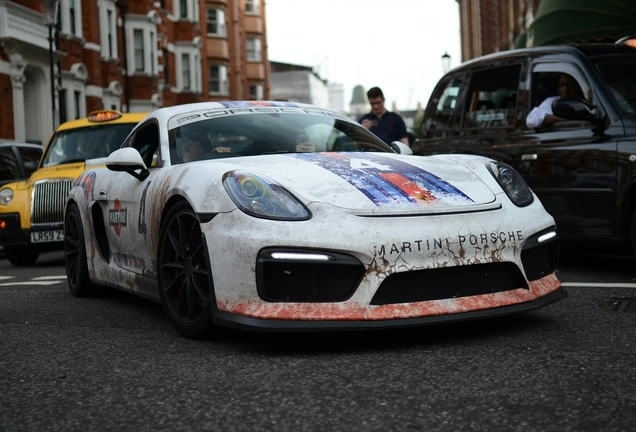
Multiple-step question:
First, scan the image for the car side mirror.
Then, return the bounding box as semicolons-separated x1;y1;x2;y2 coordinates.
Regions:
552;98;604;122
390;141;413;155
106;148;149;181
23;161;39;174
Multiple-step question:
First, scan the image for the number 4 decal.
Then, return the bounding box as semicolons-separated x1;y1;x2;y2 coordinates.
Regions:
349;158;392;171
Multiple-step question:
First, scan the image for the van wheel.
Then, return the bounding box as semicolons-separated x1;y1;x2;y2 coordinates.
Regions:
5;245;39;266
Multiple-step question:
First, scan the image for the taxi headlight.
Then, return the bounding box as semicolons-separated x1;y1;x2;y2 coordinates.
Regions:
223;170;311;220
488;162;534;207
0;188;14;206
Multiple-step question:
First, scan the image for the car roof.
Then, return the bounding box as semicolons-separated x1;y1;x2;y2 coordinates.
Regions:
140;101;353;130
447;42;634;73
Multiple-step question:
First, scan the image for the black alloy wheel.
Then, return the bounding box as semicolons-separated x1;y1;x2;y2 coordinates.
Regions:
157;201;214;339
64;203;99;296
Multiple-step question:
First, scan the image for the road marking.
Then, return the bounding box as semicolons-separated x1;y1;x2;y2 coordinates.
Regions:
0;275;67;287
561;282;636;289
32;276;67;280
0;281;63;286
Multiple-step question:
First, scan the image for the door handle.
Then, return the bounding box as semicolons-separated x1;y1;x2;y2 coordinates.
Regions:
521;154;537;161
97;190;108;202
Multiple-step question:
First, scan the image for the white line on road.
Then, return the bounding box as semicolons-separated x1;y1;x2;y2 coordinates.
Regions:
31;276;67;280
0;281;63;286
561;282;636;289
0;276;15;280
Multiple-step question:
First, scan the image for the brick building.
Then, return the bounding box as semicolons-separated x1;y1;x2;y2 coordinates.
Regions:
458;0;542;61
0;0;270;145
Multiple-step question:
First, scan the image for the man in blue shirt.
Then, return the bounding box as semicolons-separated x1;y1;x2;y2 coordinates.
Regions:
359;87;409;146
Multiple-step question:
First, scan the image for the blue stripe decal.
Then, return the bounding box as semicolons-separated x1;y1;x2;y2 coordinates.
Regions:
286;152;473;207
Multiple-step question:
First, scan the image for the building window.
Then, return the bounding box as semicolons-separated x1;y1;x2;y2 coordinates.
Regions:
245;0;259;15
150;32;155;74
206;8;226;36
98;0;117;60
107;9;114;57
69;0;76;34
182;53;191;90
74;91;82;120
249;83;263;100
208;65;228;95
134;29;145;71
246;37;261;62
176;0;198;21
128;18;159;75
59;0;82;37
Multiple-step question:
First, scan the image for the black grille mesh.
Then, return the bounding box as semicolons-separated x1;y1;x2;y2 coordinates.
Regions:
257;249;365;302
371;262;528;305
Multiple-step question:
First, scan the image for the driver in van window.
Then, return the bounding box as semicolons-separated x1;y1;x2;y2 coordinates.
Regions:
526;73;582;128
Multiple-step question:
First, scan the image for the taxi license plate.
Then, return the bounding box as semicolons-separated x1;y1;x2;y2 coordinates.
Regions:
30;230;65;243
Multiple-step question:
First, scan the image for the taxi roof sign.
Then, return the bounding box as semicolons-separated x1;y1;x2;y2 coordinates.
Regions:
616;35;636;49
88;110;123;122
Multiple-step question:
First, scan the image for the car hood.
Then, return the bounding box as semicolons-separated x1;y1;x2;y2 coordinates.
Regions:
220;152;498;216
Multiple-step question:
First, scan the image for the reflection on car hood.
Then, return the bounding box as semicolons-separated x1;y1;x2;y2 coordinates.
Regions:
224;152;498;216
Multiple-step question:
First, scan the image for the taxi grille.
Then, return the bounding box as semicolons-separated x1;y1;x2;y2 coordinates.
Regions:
31;179;74;225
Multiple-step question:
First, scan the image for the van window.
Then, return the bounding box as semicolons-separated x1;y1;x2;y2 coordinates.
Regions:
464;65;521;129
421;75;465;137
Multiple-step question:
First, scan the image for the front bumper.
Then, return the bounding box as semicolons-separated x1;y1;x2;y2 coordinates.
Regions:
0;212;64;250
212;286;568;332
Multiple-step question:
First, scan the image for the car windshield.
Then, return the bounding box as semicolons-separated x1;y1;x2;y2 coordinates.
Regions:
40;123;137;168
169;111;392;164
594;56;636;119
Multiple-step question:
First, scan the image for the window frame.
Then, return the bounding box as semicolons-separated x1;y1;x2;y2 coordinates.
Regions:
245;0;260;15
127;19;159;76
97;0;118;60
175;45;202;92
208;64;229;95
206;8;227;37
246;37;262;62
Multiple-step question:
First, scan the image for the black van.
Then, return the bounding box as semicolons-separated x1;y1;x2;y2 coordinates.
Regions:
413;36;636;255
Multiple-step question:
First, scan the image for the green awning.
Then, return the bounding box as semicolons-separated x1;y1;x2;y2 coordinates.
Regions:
514;0;636;48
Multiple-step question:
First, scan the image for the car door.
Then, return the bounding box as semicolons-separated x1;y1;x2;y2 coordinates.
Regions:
97;122;162;276
518;60;622;240
413;62;526;167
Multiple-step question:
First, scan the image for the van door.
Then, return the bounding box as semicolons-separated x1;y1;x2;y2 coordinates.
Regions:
518;61;622;241
413;64;525;166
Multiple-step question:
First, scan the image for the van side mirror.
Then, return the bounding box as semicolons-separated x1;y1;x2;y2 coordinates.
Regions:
552;98;604;122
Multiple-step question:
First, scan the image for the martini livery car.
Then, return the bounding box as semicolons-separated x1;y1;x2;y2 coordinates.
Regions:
64;101;567;338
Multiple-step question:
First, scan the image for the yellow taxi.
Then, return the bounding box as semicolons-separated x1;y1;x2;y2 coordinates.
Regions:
0;110;147;266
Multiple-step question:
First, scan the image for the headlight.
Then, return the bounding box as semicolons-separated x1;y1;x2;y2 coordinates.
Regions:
0;188;14;206
223;171;311;220
488;162;533;207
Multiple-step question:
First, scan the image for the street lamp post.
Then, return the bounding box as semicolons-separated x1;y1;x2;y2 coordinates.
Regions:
40;0;59;131
441;52;451;73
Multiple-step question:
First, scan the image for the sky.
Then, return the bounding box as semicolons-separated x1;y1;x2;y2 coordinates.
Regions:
265;0;462;111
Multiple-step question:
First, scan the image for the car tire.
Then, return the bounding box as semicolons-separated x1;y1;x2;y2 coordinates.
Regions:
4;245;39;266
157;201;214;339
4;246;40;267
64;202;100;297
